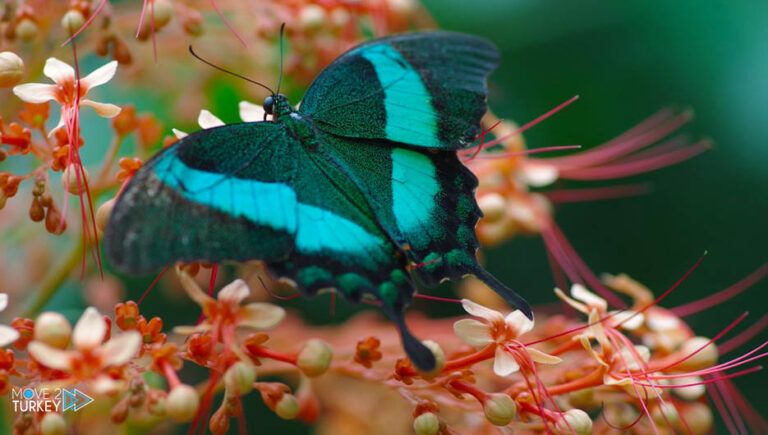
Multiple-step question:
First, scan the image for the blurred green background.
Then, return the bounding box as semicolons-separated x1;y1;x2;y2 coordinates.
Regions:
24;0;765;433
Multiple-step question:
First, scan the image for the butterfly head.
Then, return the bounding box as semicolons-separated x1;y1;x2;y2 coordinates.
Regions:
263;94;293;120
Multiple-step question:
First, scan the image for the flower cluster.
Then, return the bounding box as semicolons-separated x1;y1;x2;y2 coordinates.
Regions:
0;266;764;434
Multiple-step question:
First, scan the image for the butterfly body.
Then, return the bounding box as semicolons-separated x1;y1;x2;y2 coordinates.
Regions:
106;32;532;371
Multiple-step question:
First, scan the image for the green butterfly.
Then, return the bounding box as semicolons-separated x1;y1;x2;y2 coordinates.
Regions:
105;31;532;371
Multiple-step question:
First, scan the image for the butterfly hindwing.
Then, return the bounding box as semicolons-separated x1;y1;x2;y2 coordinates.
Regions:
320;134;532;318
299;32;499;150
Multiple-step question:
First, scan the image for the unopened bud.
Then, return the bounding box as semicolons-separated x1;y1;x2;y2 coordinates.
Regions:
675;336;717;371
166;384;199;422
61;164;90;195
224;361;256;395
478;192;507;222
554;409;592;435
61;10;85;34
96;198;115;233
45;205;66;234
113;37;132;65
40;413;66;435
483;393;515;426
413;412;440;435
680;402;713;434
16;19;39;42
152;0;174;29
182;10;204;36
29;197;45;222
209;406;230;435
297;339;333;377
0;51;24;87
34;312;72;349
652;402;681;428
670;375;706;400
299;5;326;31
388;0;417;15
274;394;299;420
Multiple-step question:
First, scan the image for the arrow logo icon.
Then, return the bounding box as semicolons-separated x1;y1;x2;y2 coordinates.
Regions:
62;388;93;412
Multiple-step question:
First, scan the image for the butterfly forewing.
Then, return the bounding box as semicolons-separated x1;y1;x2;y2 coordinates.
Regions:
299;32;499;150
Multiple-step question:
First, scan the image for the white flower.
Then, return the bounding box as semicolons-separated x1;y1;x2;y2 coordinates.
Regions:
0;294;20;347
454;299;560;376
173;100;266;139
555;283;644;331
173;271;285;335
13;58;121;135
27;307;140;373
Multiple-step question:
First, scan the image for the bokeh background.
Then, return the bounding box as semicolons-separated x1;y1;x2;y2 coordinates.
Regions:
2;0;765;433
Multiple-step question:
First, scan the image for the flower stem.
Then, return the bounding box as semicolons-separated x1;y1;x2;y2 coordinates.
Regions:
23;238;83;318
248;346;298;365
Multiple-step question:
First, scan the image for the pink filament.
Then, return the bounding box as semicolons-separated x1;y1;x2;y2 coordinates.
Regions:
671;263;768;317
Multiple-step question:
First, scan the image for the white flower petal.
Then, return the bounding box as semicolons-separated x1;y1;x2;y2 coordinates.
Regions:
571;284;607;312
198;109;224;129
173;324;211;335
554;287;588;314
13;83;58;103
80;60;117;90
47;115;66;137
505;310;534;336
100;331;141;366
239;100;265;122
493;347;520;376
0;325;19;347
604;373;632;386
609;310;645;331
579;335;608;367
527;347;562;365
27;341;73;371
460;299;504;322
81;99;121;118
218;279;250;305
90;375;125;396
172;128;188;139
0;294;8;312
177;269;215;307
72;307;106;349
453;319;493;347
43;58;74;84
237;303;285;330
647;311;681;331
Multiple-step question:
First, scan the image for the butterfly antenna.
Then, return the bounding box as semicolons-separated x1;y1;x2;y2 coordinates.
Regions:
276;23;286;95
188;45;275;95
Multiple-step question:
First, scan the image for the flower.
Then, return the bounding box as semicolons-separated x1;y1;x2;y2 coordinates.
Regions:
13;58;121;135
27;307;140;391
454;299;560;376
555;283;644;330
0;294;20;347
172;101;265;139
173;271;285;336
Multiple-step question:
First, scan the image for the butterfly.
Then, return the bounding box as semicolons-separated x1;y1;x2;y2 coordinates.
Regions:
105;31;532;371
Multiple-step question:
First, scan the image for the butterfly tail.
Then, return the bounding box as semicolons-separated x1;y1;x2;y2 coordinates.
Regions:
383;306;436;372
472;266;533;320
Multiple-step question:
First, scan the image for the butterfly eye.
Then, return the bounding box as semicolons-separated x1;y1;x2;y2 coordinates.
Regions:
263;96;274;115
